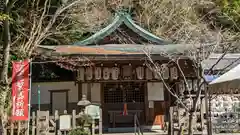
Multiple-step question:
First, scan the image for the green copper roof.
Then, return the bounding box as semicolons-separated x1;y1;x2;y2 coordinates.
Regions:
74;12;169;46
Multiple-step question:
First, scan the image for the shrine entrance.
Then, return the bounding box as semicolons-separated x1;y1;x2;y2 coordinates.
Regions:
102;82;146;128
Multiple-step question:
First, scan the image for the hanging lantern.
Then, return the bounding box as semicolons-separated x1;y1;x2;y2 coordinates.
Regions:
161;64;169;79
193;79;198;92
170;66;178;80
77;68;85;81
111;67;120;80
122;65;132;79
136;66;144;80
187;80;193;91
103;67;110;80
146;68;153;80
200;79;205;91
179;80;185;94
85;67;93;80
95;67;102;80
154;63;161;80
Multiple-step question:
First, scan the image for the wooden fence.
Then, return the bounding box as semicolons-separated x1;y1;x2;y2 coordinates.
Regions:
3;110;102;135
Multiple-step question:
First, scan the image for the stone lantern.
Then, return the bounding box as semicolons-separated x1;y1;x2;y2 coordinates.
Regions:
77;94;91;114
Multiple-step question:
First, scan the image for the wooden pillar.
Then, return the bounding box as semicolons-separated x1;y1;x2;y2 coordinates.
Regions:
200;99;204;133
87;83;91;101
32;112;36;135
169;107;173;135
144;82;149;124
78;82;82;113
78;82;82;101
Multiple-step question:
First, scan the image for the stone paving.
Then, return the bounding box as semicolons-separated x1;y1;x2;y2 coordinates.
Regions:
100;132;240;135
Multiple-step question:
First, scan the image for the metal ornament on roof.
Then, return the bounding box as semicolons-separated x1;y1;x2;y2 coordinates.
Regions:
95;67;102;80
136;66;144;80
170;66;178;80
111;67;120;80
161;64;169;79
86;67;93;80
146;68;153;80
77;68;85;81
103;67;110;80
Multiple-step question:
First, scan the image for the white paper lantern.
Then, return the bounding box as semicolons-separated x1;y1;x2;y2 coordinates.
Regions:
86;67;93;80
161;64;169;79
146;68;153;80
153;63;161;80
111;67;119;80
94;67;102;80
187;80;193;91
136;66;144;80
193;79;198;91
179;80;185;94
170;66;178;80
103;67;110;80
77;68;85;81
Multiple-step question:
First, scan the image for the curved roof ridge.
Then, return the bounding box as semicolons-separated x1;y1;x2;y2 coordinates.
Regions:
73;11;169;46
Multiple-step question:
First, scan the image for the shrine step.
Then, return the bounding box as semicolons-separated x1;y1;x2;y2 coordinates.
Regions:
108;127;135;133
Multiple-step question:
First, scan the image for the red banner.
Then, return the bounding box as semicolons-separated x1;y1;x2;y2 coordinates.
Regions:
11;60;30;121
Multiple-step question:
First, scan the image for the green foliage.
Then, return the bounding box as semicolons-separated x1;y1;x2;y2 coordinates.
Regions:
68;128;90;135
68;114;92;135
215;0;240;31
77;114;93;126
0;14;11;21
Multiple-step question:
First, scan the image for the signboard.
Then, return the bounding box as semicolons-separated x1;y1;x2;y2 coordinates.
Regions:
85;104;100;119
149;101;154;108
147;82;164;101
11;60;30;121
59;115;71;130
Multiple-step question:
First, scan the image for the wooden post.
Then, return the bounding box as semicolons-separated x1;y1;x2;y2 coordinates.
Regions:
177;106;180;127
72;110;76;129
169;107;173;135
55;110;59;135
17;121;21;135
200;99;204;133
134;114;137;135
36;111;39;135
10;121;14;135
205;87;212;135
92;119;95;135
32;112;36;135
25;121;28;135
99;107;102;135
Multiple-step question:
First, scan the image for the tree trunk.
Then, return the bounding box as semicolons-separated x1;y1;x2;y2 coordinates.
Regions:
0;3;11;135
188;111;194;135
1;7;11;85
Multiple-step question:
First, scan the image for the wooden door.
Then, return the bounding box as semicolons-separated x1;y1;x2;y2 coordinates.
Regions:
50;91;68;114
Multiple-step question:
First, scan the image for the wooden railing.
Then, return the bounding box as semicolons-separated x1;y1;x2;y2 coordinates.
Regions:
134;113;143;135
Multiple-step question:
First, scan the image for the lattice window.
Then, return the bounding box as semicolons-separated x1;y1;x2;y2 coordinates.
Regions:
104;83;123;103
104;82;145;103
125;82;144;103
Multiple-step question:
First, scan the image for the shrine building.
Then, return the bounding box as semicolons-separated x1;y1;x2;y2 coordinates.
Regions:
31;11;201;132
